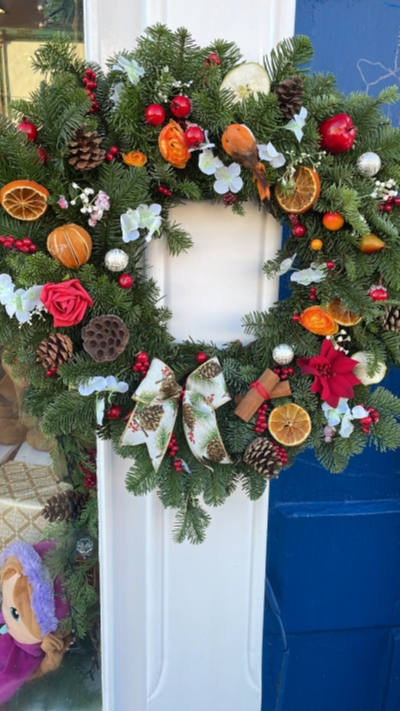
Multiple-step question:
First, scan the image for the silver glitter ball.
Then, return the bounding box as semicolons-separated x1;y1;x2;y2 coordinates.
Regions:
272;343;294;365
76;536;94;560
105;248;129;272
356;152;381;177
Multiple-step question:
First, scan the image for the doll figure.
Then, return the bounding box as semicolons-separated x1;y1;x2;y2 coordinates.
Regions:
0;541;70;704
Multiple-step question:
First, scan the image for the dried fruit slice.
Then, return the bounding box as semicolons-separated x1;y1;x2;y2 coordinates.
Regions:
326;298;363;326
0;179;49;221
220;62;270;103
275;166;321;214
268;403;311;447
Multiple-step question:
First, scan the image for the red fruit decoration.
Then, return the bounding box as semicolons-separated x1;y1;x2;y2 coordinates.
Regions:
35;147;47;165
105;404;122;420
170;95;191;119
17;117;38;142
195;352;208;364
318;113;356;153
322;212;345;231
208;52;221;65
144;104;166;126
132;351;150;376
368;284;388;301
118;273;134;288
184;125;205;148
292;224;307;237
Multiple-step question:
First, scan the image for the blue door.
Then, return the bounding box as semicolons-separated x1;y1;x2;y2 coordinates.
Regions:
262;2;400;709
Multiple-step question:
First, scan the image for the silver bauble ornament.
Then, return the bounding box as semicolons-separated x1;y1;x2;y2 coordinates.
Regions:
356;152;381;177
76;536;94;560
272;343;294;365
105;248;129;272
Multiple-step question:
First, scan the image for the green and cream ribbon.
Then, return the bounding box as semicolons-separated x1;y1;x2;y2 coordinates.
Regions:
120;357;231;470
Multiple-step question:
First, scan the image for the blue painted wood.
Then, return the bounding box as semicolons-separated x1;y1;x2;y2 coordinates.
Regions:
262;1;400;709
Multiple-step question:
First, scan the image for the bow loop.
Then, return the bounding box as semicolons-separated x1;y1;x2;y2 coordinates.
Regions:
121;357;231;470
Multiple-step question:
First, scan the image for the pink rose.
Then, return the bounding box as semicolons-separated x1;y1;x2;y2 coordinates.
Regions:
40;279;93;327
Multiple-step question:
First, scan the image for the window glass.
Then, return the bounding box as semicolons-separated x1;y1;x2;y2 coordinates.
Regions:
0;4;101;709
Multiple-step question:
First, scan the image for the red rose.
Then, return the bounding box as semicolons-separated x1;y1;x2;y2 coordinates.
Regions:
40;279;93;327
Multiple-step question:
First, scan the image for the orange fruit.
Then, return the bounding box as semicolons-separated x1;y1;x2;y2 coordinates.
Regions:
322;212;345;231
310;238;323;250
0;179;49;221
326;298;363;326
275;166;321;214
268;403;312;447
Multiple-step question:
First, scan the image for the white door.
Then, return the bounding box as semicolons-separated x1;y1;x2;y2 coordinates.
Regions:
85;2;296;709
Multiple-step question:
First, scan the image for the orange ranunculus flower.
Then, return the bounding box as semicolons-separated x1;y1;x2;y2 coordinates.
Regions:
122;151;147;167
158;120;191;169
299;306;339;336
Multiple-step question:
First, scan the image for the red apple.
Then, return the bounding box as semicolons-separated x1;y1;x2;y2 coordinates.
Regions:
318;113;356;153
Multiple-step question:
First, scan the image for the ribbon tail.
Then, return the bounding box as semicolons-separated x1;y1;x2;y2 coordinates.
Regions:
183;392;231;468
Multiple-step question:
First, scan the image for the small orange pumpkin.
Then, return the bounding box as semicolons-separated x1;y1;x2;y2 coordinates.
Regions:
299;306;339;336
47;223;92;268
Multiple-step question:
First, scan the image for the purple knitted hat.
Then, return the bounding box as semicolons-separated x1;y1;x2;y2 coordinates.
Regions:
0;541;68;637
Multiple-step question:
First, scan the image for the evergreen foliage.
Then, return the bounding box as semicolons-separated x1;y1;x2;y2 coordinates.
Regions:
0;25;398;590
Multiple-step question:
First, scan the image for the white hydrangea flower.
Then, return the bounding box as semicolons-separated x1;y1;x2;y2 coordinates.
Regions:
113;55;144;85
110;82;124;106
0;274;14;305
290;264;327;286
213;163;243;194
284;107;308;142
277;254;296;276
121;207;142;243
198;148;223;176
136;204;162;241
322;399;369;438
257;141;286;168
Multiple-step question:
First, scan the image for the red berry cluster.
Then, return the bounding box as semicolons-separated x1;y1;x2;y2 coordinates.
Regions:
254;403;268;434
45;366;57;377
0;236;37;253
360;406;379;434
273;442;288;465
132;351;150;376
167;433;183;472
82;68;99;113
158;185;173;197
289;214;307;238
204;52;221;67
223;191;237;206
273;365;294;381
79;449;97;490
105;404;121;420
378;195;400;212
105;145;120;163
309;286;317;301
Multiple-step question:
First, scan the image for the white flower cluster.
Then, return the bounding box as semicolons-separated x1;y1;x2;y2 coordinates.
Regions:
370;178;397;201
78;375;129;425
120;204;162;243
0;274;43;324
322;398;369;440
61;185;111;228
154;66;193;103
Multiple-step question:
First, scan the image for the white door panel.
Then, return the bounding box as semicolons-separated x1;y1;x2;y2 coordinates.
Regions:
87;2;296;709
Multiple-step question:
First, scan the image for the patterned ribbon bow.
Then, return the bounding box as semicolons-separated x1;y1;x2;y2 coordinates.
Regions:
120;357;231;471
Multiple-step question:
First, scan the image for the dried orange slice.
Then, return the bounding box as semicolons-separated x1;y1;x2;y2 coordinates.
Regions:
326;298;363;326
268;403;312;447
0;179;49;221
275;166;321;214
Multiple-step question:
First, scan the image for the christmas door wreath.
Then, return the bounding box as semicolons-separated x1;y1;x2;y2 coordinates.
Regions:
0;25;400;550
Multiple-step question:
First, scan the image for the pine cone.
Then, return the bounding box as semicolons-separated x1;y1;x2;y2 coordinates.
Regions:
206;437;226;462
36;333;74;369
273;77;304;120
160;375;181;399
42;490;88;522
381;305;400;332
137;404;164;431
197;360;222;380
243;438;282;479
82;315;130;362
182;403;196;431
68;125;106;171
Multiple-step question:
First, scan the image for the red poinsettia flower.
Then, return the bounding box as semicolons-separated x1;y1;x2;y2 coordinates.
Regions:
297;339;361;408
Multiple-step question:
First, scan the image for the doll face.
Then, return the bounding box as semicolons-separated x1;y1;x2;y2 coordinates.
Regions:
2;572;42;645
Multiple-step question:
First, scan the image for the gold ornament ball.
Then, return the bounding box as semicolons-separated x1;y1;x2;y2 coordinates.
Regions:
310;238;323;251
104;249;129;272
272;343;294;365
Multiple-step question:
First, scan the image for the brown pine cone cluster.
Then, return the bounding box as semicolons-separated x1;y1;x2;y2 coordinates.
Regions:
42;490;88;522
68;125;106;171
273;76;304;120
243;438;282;479
36;333;74;369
